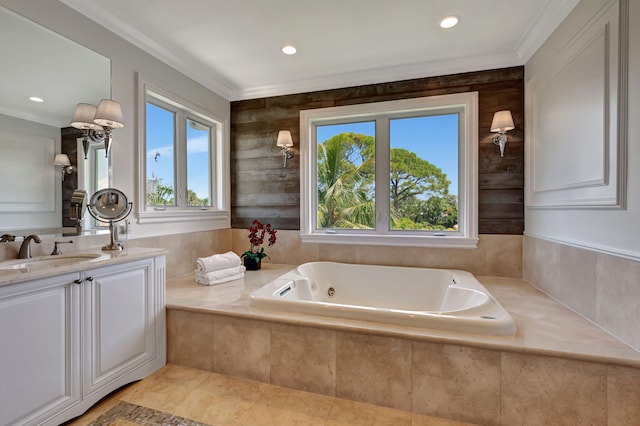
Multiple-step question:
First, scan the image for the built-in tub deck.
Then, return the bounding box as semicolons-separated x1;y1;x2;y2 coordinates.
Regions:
166;263;640;424
166;263;640;367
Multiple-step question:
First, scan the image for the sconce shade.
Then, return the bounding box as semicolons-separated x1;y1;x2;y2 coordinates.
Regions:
94;99;125;129
71;103;102;130
54;153;71;166
276;130;294;147
490;110;515;132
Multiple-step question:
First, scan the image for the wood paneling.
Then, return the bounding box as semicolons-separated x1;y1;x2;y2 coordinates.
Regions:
61;127;82;227
231;67;524;234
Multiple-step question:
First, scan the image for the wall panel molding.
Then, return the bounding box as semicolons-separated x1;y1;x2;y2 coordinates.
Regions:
526;0;628;209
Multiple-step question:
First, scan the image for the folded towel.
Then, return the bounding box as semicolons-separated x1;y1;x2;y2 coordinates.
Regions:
195;265;246;285
196;251;241;273
196;271;245;286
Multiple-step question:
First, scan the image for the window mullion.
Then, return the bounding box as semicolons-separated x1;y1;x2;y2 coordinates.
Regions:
175;111;187;207
375;118;390;232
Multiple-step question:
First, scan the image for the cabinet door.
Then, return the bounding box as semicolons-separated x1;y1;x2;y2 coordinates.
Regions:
0;273;81;426
82;258;156;397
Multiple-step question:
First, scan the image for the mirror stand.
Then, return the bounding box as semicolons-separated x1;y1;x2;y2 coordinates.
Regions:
103;219;126;251
87;188;132;251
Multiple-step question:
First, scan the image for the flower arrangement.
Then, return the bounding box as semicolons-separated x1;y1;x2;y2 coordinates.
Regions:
241;219;277;265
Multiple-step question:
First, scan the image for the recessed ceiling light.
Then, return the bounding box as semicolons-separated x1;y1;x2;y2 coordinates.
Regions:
282;45;297;55
440;16;460;29
29;96;44;103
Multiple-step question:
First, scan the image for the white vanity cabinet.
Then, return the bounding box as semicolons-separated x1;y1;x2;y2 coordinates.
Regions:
82;257;161;397
0;253;166;426
0;272;81;426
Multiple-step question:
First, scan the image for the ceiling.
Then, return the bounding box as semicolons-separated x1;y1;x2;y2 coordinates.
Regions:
0;6;110;127
62;0;579;101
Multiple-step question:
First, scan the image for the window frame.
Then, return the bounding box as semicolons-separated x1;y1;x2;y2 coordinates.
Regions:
136;76;229;224
300;92;478;248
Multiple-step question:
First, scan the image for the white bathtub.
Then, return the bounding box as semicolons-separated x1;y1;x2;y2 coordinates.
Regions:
249;262;516;336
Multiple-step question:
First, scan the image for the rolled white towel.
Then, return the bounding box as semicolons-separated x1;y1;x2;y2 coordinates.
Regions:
195;265;246;285
195;251;241;273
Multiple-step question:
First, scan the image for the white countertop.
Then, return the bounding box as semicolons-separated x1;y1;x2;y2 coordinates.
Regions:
166;263;640;368
0;247;166;286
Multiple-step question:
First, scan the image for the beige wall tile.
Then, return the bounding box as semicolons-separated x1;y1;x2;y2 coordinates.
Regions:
500;352;607;425
166;309;215;371
232;230;522;278
128;229;232;278
607;365;640;424
555;242;598;320
483;234;522;278
596;254;640;351
411;342;500;426
524;235;639;352
335;332;412;411
522;235;560;293
270;323;336;395
318;243;359;264
213;316;271;382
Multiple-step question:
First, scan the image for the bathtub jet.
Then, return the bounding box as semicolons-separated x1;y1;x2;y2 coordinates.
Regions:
249;262;516;336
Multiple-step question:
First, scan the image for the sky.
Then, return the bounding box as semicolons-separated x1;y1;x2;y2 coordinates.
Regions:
145;103;211;203
316;113;459;195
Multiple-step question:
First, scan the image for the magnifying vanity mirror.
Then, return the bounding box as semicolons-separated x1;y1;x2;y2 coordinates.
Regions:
87;188;132;251
0;5;111;236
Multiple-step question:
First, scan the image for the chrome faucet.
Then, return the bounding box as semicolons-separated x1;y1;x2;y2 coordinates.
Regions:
18;235;42;259
0;234;15;242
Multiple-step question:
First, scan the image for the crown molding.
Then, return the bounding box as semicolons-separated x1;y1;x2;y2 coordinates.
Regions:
515;0;581;62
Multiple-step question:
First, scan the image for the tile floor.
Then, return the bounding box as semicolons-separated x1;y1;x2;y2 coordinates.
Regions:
64;364;478;426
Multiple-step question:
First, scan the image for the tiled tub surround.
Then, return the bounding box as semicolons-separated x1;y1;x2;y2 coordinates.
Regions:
524;235;640;352
232;230;524;279
167;265;640;426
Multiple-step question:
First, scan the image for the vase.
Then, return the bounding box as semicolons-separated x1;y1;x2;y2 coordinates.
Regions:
243;257;261;271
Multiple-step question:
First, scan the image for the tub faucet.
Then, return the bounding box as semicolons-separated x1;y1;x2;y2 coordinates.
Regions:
18;235;42;259
0;234;15;242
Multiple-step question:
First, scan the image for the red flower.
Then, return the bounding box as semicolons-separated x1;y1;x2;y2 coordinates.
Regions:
242;219;277;261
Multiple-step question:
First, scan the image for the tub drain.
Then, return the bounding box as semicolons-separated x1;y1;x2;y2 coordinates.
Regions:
327;287;335;296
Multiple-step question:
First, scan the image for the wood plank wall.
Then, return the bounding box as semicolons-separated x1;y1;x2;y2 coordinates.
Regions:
231;66;524;234
61;127;83;227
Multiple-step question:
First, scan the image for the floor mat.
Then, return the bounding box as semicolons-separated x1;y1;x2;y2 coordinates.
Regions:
89;401;209;426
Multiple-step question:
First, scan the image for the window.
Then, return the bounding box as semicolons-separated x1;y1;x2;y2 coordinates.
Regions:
137;77;229;224
300;92;478;248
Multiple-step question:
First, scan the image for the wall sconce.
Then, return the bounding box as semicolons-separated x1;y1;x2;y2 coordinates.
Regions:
490;110;515;157
70;99;125;158
276;130;294;167
54;153;73;181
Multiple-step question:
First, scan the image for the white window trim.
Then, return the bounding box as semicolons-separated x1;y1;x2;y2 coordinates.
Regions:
136;75;230;224
300;92;478;248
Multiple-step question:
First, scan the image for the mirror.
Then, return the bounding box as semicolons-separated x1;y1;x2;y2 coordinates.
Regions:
87;188;132;251
0;6;110;235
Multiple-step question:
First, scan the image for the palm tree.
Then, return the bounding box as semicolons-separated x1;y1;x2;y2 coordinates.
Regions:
317;133;375;229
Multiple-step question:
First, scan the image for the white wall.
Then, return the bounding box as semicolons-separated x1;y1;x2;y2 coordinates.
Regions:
0;0;231;238
524;0;639;349
0;114;60;230
525;0;639;260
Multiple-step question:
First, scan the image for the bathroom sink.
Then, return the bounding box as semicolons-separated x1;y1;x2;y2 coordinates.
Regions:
0;253;103;273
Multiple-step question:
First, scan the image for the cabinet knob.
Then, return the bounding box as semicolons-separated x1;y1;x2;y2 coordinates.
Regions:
73;279;83;285
85;277;94;282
